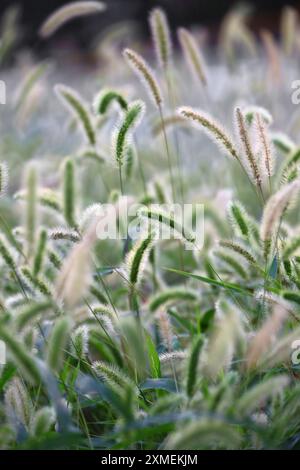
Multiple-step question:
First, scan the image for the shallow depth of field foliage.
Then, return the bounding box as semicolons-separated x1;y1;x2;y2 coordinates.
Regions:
1;2;300;450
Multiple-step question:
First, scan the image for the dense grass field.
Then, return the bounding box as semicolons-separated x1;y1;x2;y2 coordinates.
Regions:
1;2;300;450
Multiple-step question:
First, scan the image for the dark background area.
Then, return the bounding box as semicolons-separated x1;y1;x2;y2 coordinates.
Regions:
2;0;300;50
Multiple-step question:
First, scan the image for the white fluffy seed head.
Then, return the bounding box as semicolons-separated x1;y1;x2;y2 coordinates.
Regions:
0;162;8;197
4;377;32;428
159;350;187;364
260;179;300;243
55;221;98;308
244;106;273;127
72;325;89;358
246;303;290;370
79;204;103;232
126;231;155;286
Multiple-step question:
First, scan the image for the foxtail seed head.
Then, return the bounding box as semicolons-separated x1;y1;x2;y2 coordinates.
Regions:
39;1;106;38
255;112;274;180
55;84;96;146
126;231;155;286
149;8;172;69
260;179;300;257
178;106;238;160
123;48;163;107
0;162;8;197
178;28;207;86
235;107;262;188
93;88;128;115
112;100;145;167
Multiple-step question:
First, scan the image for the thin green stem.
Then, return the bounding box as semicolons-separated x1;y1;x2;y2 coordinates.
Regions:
158;105;176;202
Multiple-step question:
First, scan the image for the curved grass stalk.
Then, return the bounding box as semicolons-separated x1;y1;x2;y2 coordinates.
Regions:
149;287;198;312
55;84;96;146
179;107;238;160
93;88;128;114
39;2;106;38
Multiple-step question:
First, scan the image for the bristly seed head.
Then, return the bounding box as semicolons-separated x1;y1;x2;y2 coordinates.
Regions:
39;1;107;38
178;27;207;86
93;88;128;115
112;100;145;167
260;179;300;258
55;84;96;146
0;162;8;197
123;48;163;108
126;231;155;286
178;106;239;160
149;8;172;69
255;112;274;180
235;107;262;188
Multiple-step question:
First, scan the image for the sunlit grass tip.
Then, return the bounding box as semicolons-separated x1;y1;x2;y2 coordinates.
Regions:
178;27;207;86
0;162;8;197
112;100;145;167
126;231;155;287
255;112;274;181
55;84;96;146
123;48;163;107
39;1;107;38
178;106;239;160
235;107;262;189
260;179;300;257
93;88;128;115
149;7;172;69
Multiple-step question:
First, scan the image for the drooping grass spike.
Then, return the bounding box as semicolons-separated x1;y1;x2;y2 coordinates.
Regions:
93;88;128;115
178;107;239;160
39;2;106;38
112;100;145;168
55;84;96;146
123;48;163;108
178;28;207;86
